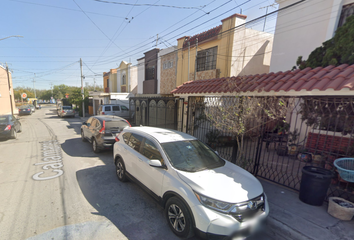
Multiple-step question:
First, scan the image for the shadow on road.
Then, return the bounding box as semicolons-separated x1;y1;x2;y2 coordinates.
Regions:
75;164;189;240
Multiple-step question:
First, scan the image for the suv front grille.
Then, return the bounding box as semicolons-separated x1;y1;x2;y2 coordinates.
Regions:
229;194;265;222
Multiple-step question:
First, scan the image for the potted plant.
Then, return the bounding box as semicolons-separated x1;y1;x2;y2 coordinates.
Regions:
206;129;220;149
328;197;354;220
297;148;313;163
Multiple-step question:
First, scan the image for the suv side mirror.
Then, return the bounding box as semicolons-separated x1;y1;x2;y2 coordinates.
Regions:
149;160;166;169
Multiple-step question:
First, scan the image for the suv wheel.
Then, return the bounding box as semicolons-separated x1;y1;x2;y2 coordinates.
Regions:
115;158;128;182
165;197;194;238
92;139;100;153
81;130;87;142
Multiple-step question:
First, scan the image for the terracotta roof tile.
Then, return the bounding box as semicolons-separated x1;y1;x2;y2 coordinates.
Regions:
182;25;222;48
171;64;354;95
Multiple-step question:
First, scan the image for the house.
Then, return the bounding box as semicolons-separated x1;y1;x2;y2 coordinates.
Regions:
270;0;354;72
158;46;178;94
176;13;274;87
171;63;354;202
0;65;15;115
90;61;137;115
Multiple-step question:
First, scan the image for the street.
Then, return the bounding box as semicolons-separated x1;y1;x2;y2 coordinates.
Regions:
0;105;277;240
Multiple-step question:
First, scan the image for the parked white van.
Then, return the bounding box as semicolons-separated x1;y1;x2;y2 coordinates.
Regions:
98;104;130;118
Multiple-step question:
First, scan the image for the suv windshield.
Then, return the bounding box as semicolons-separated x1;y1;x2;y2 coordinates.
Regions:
62;106;72;110
161;140;225;172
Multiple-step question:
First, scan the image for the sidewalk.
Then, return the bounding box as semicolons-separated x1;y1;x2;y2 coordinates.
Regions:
260;179;354;240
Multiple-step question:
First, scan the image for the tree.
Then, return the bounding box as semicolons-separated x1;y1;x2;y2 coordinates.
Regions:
204;79;294;165
295;15;354;69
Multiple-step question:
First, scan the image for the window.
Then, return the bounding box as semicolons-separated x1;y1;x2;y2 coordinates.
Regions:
91;118;99;129
338;3;354;27
146;66;155;80
121;106;128;111
122;75;126;85
128;133;143;152
104;106;111;111
123;132;132;144
112;106;120;111
161;140;224;172
142;139;163;162
163;60;173;70
106;79;110;88
197;46;217;72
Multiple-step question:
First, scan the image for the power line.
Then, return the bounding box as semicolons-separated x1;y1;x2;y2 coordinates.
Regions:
8;0;127;19
93;0;207;10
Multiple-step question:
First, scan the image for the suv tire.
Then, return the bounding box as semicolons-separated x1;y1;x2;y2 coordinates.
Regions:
81;130;87;142
165;197;194;238
115;158;128;182
92;138;100;153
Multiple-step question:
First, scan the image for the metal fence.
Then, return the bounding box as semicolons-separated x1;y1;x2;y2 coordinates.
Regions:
129;97;184;131
187;96;354;202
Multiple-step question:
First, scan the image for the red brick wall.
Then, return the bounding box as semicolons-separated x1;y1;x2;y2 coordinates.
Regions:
306;132;353;154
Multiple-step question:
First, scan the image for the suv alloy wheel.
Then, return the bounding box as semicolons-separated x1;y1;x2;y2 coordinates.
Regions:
165;197;194;238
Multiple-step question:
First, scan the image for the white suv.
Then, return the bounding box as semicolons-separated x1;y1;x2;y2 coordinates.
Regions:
113;127;268;239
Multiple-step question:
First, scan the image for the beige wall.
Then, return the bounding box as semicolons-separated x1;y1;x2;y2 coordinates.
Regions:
0;66;15;115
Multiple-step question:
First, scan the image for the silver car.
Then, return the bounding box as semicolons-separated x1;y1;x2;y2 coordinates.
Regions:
58;106;75;118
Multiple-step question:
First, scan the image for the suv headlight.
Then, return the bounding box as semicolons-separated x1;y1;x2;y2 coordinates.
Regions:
194;192;233;213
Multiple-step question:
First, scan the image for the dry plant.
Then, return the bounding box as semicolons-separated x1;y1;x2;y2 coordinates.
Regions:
204;77;295;162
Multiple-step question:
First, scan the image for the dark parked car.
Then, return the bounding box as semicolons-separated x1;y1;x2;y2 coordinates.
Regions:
0;115;22;139
18;105;32;115
81;115;131;153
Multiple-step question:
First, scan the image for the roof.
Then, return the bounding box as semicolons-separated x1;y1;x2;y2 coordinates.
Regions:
171;64;354;96
128;126;196;143
93;115;127;121
183;25;222;48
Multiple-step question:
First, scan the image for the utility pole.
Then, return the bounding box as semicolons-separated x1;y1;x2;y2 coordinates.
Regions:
50;83;53;99
194;38;198;81
6;63;14;116
188;41;190;81
80;58;85;117
260;3;277;31
33;73;36;98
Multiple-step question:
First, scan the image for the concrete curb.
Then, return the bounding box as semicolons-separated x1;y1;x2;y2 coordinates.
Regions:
267;216;313;240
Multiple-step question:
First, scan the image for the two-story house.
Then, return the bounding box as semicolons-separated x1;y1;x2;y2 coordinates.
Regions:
270;0;354;72
0;65;15;115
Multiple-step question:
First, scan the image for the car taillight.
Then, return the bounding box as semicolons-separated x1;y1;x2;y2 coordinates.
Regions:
62;110;65;113
4;125;11;131
99;120;105;134
125;120;131;127
115;132;121;142
28;109;30;111
102;112;105;115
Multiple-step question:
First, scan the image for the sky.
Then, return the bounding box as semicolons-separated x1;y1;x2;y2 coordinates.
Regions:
1;0;278;90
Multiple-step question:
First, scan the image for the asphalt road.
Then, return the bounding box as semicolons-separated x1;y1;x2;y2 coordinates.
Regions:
0;105;277;240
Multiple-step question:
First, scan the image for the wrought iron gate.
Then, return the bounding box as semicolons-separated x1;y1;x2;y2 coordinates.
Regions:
129;97;184;131
187;96;354;202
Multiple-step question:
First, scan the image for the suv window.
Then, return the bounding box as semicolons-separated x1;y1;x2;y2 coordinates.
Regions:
128;133;143;152
142;139;163;162
121;106;128;111
91;118;99;128
112;106;120;111
123;132;132;144
104;106;111;111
